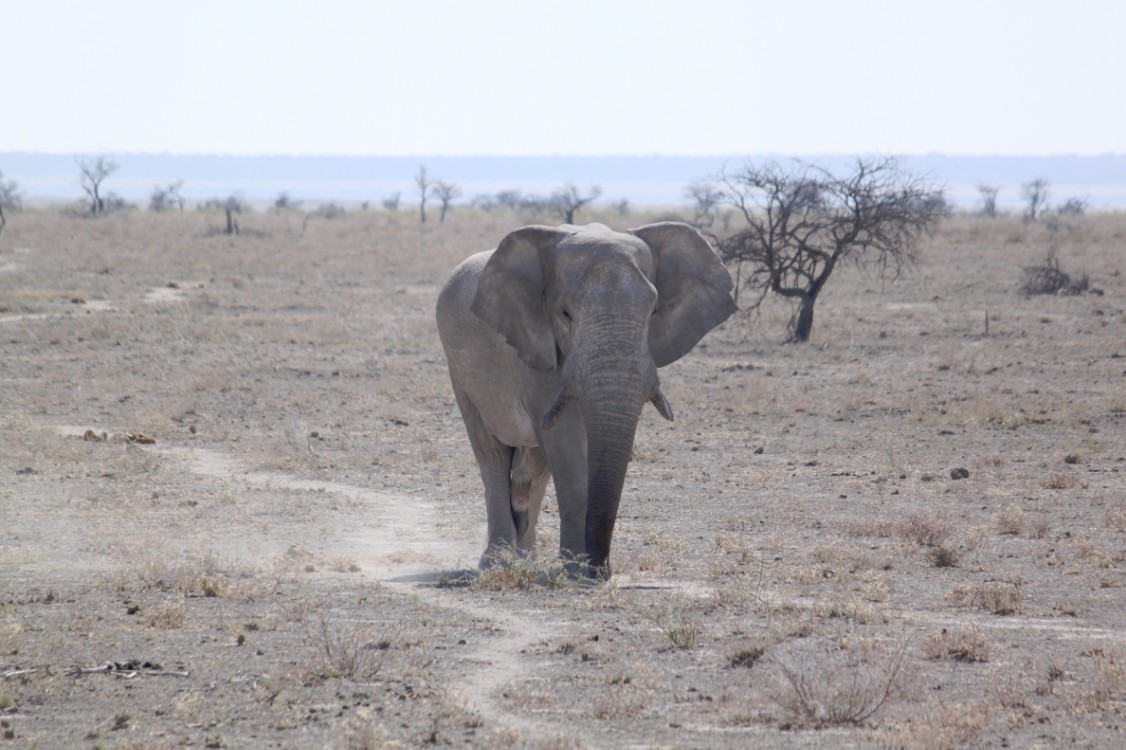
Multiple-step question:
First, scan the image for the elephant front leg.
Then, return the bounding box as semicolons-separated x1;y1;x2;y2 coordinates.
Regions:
535;420;588;573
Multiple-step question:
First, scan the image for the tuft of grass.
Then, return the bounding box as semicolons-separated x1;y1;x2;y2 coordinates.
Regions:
338;707;402;750
639;597;704;650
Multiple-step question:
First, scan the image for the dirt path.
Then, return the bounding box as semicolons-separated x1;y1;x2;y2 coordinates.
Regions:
50;424;569;738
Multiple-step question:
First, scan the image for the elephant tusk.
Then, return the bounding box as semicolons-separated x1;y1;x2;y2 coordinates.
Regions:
649;386;674;422
540;387;573;430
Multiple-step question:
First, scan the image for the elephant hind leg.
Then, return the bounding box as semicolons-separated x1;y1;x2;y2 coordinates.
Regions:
511;447;550;553
449;387;519;569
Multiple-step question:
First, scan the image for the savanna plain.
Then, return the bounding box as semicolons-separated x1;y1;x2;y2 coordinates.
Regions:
1;206;1124;749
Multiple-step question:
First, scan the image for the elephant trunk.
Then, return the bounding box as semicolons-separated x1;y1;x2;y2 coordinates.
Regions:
580;364;647;578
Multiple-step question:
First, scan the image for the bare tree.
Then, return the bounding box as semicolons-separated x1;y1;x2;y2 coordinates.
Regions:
550;183;602;224
685;181;724;228
1021;178;1049;222
0;169;22;236
1057;196;1086;216
415;165;431;223
494;190;523;210
715;157;944;343
977;184;1000;218
77;155;119;216
432;180;462;223
150;181;186;212
223;195;243;235
274;192;303;212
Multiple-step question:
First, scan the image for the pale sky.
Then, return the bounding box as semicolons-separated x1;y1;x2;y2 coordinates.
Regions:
5;0;1125;156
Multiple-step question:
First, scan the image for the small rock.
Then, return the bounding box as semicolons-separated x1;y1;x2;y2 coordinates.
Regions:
950;467;970;480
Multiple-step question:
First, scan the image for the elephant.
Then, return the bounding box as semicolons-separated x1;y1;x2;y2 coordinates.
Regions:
436;222;736;579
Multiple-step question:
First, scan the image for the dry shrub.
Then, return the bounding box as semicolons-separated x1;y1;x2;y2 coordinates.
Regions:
1104;507;1126;531
843;517;899;538
928;545;961;568
728;643;767;669
594;662;657;719
1019;245;1088;297
899;512;954;548
1073;537;1112;568
948;580;1023;615
993;503;1025;536
1040;472;1077;490
862;579;890;602
922;626;991;662
308;612;393;680
973;453;1006;470
815;594;883;624
145;597;186;629
767;638;910;728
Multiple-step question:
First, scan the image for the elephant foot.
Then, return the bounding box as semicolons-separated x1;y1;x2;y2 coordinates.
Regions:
561;556;612;583
584;560;612;582
478;541;533;572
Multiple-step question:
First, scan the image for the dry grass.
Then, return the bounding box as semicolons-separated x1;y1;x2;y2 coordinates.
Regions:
638;596;704;650
472;549;569;591
4;209;1126;747
1069;648;1126;713
872;700;993;750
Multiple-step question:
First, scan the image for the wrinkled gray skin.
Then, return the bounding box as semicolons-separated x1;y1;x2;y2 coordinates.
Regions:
436;223;736;579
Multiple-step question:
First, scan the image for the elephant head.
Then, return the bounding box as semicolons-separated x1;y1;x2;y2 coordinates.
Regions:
469;222;736;577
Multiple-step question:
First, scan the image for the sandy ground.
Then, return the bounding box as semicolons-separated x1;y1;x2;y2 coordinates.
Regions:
1;207;1125;749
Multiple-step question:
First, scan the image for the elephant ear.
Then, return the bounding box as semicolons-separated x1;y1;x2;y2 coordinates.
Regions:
631;222;738;368
470;226;566;371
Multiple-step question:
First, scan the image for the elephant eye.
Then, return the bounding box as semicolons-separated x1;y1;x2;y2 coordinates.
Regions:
561;308;571;321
